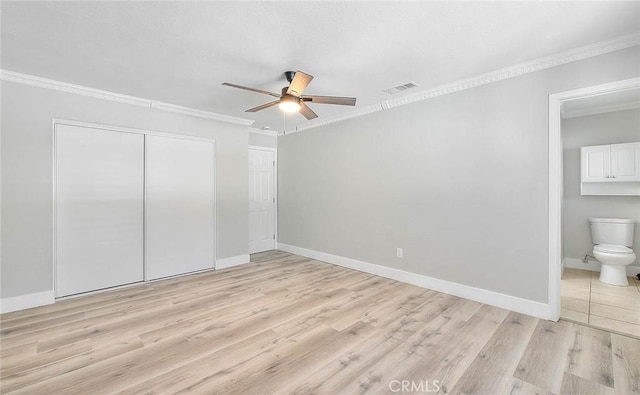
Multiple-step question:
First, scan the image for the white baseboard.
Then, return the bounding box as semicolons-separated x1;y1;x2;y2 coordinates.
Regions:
216;254;250;270
277;243;553;320
564;257;640;277
1;290;55;314
1;256;251;314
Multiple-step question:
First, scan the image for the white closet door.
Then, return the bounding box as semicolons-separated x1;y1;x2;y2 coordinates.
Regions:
145;135;215;280
55;125;144;297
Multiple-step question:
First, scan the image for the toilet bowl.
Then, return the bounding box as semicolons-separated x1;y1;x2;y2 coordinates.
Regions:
592;244;636;286
589;218;636;287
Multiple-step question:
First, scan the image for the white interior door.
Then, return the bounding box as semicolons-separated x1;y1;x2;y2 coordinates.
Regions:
249;149;275;253
55;124;144;297
145;135;215;280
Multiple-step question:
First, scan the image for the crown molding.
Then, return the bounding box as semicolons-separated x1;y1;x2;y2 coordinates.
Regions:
149;101;253;125
290;32;640;135
0;70;254;126
248;127;279;137
562;100;640;119
294;103;384;133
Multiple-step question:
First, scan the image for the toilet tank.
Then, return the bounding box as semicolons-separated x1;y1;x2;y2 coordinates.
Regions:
589;218;635;246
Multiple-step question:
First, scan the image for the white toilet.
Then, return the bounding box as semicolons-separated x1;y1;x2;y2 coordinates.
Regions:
589;217;636;286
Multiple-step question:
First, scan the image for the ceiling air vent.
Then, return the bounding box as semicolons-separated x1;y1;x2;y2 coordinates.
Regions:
383;82;420;95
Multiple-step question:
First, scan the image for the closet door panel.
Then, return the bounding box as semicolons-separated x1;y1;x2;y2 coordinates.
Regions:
145;135;215;280
55;125;144;297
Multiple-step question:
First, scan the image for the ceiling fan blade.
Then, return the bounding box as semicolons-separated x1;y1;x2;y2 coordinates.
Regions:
286;71;314;97
246;100;280;112
302;95;356;106
222;82;281;98
299;102;318;120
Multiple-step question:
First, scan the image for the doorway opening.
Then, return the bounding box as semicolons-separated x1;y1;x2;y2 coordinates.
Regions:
548;78;640;334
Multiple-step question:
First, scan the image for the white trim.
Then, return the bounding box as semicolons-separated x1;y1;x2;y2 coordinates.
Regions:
548;77;640;323
548;94;563;322
248;128;279;137
565;257;601;273
286;33;640;134
216;254;250;269
52;122;59;296
291;103;384;134
1;291;55;314
564;257;640;277
0;70;254;126
562;101;640;119
277;243;553;320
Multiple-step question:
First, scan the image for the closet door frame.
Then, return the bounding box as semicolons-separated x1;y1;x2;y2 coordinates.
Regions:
53;118;217;297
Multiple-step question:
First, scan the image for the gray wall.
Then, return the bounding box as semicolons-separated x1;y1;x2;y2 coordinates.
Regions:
278;46;640;304
562;109;640;267
249;132;277;149
1;81;249;299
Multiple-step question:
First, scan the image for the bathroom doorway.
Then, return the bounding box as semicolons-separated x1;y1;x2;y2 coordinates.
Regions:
549;78;640;338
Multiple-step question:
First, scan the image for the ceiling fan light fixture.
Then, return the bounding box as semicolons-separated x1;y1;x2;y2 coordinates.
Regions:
279;95;301;112
223;70;355;120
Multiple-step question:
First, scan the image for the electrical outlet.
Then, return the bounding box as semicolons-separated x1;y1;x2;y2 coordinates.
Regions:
396;248;403;258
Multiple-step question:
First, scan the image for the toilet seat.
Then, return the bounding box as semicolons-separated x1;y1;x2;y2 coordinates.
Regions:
594;244;633;254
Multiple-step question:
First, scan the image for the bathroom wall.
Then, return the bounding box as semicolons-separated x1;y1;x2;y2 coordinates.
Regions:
562;108;640;269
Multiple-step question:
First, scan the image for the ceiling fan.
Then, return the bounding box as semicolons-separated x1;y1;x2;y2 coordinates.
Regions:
222;70;356;120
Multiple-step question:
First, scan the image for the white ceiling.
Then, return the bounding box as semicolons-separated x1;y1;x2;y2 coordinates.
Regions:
2;1;640;132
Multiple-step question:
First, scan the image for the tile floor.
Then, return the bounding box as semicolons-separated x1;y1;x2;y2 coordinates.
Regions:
561;267;640;338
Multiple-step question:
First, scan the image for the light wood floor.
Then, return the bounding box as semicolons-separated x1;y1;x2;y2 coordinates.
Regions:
1;251;639;394
561;268;640;338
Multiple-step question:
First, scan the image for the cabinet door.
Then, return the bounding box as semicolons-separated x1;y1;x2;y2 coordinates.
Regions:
611;142;640;182
581;145;611;182
55;125;144;297
145;135;215;280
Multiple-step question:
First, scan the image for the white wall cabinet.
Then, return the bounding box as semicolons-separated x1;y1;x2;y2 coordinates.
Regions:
580;142;640;195
611;143;640;181
55;122;216;297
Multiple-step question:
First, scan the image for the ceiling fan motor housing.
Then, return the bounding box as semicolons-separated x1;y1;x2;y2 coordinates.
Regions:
284;71;296;83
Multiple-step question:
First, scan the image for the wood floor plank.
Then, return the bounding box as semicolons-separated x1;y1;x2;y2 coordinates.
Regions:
2;250;640;394
611;332;640;394
376;305;509;394
503;378;555;395
559;372;615;395
447;312;538;395
513;318;575;393
564;325;614;388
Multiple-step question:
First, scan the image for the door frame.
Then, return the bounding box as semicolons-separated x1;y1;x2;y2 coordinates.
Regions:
53;118;217;298
547;77;640;321
248;146;278;252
